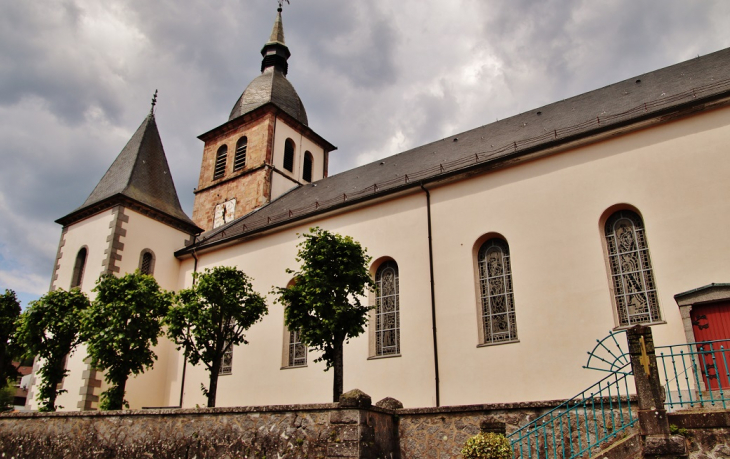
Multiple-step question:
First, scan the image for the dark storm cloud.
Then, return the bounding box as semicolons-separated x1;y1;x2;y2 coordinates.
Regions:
1;0;729;304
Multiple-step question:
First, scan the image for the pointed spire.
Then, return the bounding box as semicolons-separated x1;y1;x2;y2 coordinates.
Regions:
58;110;199;232
260;7;291;75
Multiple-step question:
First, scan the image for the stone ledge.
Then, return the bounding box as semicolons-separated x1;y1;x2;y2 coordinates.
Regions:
396;398;569;415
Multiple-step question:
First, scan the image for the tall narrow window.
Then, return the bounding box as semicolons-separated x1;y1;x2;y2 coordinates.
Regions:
139;250;154;275
375;260;400;356
288;329;307;367
220;343;232;375
283;139;295;172
478;239;517;344
213;145;228;180
605;210;661;327
70;247;87;289
234;137;247;171
302;151;313;182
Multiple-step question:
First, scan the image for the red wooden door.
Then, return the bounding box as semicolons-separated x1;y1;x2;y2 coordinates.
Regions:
690;302;730;390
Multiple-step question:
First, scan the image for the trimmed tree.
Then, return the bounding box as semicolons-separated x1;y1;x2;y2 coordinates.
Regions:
81;272;172;410
274;227;374;402
0;290;21;388
166;266;267;407
16;288;90;411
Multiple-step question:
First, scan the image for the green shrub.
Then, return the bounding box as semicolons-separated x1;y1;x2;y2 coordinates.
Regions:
461;432;512;459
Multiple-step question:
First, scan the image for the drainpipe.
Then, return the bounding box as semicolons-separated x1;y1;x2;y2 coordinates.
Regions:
420;183;441;407
179;243;199;407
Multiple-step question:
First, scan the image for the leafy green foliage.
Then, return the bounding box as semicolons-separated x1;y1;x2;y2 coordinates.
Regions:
274;227;373;401
16;288;89;411
81;272;172;410
461;433;513;459
0;381;15;412
0;290;21;388
167;266;267;407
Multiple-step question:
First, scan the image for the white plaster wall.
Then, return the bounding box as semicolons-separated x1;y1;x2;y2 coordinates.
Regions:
175;105;730;409
115;209;194;409
272;118;325;188
177;193;436;408
271;172;298;201
31;209;114;411
430;105;730;406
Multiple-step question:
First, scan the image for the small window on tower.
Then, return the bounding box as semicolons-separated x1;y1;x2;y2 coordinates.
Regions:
213;145;228;180
70;247;88;289
139;250;155;276
234;137;247;171
303;151;313;182
283;139;295;172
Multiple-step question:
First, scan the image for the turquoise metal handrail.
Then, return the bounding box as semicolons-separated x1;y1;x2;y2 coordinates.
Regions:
656;339;730;410
508;362;636;459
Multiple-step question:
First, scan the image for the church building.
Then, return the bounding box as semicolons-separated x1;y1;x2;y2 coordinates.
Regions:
26;8;730;411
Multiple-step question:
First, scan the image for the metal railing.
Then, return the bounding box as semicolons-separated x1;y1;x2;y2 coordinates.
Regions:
508;363;637;459
656;339;730;410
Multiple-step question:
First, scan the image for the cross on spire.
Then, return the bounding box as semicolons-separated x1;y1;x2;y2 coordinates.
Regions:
277;0;289;12
150;89;158;115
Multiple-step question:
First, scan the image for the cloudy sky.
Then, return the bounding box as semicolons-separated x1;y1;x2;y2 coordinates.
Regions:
1;0;729;307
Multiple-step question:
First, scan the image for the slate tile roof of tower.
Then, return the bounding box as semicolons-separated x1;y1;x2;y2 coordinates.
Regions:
58;113;199;233
182;46;730;255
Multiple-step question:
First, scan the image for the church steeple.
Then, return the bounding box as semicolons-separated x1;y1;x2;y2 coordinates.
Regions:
260;8;291;75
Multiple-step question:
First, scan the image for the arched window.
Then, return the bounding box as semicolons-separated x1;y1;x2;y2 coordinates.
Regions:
288;329;307;367
604;210;661;327
220;342;233;375
234;137;247;171
70;247;88;289
375;260;400;356
477;239;517;344
283;139;295;172
213;145;228;180
302;151;313;182
139;250;155;275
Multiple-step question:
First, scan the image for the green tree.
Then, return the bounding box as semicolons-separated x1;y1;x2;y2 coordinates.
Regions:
0;290;21;388
81;272;172;410
166;266;267;407
16;288;89;411
274;227;374;402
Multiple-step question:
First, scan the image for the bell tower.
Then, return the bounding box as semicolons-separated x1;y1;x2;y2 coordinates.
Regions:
192;7;336;232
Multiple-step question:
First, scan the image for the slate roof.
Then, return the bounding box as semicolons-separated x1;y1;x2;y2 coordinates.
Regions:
179;47;730;255
59;113;198;231
228;9;308;126
229;69;308;125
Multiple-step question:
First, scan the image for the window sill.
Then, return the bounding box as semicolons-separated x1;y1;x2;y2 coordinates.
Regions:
613;320;667;331
219;372;232;376
476;340;519;348
280;364;308;370
367;353;401;361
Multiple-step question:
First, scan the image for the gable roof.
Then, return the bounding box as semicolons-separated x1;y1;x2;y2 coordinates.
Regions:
58;113;199;233
179;47;730;256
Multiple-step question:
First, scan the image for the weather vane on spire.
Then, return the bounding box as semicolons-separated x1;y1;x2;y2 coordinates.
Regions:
150;89;158;115
277;0;289;11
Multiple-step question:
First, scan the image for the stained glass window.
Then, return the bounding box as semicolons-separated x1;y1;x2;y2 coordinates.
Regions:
375;260;400;356
219;343;232;375
288;329;307;367
605;210;661;327
478;239;517;344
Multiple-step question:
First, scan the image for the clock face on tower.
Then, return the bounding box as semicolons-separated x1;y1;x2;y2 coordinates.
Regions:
213;199;236;229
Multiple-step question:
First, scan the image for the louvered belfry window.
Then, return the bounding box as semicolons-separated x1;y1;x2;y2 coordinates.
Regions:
605;210;661;327
288;329;307;367
213;145;228;180
283;139;295;172
478;239;517;344
375;260;400;356
234;137;247;171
